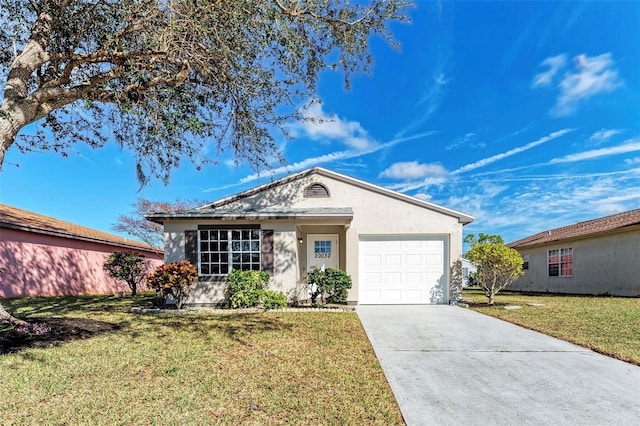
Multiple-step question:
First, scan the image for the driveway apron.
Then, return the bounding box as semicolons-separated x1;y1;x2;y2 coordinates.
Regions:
357;305;640;426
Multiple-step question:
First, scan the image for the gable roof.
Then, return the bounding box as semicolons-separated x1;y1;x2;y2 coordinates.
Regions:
0;203;161;253
151;167;473;224
508;209;640;249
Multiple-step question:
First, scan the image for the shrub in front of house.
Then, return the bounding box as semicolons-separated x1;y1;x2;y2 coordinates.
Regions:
260;289;287;309
146;260;197;310
307;267;353;305
226;270;286;309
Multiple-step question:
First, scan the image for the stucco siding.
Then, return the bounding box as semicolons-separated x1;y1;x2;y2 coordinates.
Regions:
510;228;640;296
216;174;464;303
0;227;162;298
162;220;300;305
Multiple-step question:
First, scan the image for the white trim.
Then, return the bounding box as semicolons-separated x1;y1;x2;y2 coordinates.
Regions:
200;167;474;224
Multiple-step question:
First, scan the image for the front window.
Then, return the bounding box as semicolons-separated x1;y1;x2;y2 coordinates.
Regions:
199;229;261;276
548;248;573;277
522;254;529;270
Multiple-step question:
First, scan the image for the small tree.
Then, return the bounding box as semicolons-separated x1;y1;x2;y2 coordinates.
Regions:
146;260;197;310
113;198;201;256
103;251;150;296
465;234;524;305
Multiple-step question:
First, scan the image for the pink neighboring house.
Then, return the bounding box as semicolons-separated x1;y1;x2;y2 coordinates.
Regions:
0;203;163;298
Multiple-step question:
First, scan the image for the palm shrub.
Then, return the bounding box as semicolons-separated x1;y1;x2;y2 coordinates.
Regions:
146;260;197;309
307;267;352;305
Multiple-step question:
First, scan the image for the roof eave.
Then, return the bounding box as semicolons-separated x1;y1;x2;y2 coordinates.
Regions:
1;221;162;253
145;212;354;223
201;167;474;224
509;223;640;249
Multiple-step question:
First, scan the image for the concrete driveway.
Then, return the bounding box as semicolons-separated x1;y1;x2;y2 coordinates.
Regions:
357;305;640;426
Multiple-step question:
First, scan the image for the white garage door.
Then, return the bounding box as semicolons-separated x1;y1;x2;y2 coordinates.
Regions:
359;236;447;304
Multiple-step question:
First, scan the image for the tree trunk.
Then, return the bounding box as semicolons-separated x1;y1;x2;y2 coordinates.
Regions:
488;293;495;305
0;302;26;325
0;111;20;168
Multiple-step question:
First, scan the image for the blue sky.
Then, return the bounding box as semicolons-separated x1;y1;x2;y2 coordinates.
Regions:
2;1;639;246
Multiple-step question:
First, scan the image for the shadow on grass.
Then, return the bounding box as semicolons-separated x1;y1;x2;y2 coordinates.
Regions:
136;312;295;347
2;293;159;316
0;317;124;355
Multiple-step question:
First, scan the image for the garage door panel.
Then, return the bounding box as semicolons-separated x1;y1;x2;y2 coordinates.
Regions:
384;240;402;249
364;289;383;302
384;254;402;265
359;236;446;304
405;272;422;283
384;289;403;302
383;272;402;284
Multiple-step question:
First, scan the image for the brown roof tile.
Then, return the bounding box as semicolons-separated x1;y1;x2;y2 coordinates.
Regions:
0;203;161;253
508;209;640;249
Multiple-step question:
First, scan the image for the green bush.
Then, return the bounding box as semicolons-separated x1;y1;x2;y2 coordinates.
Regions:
146;260;197;309
226;270;286;309
226;270;269;308
261;290;287;309
308;267;352;305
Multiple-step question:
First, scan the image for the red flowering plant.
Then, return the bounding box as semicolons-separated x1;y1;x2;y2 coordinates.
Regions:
146;260;198;309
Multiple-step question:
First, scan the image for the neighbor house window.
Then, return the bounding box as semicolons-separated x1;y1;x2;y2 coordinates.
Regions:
548;248;573;277
522;254;529;270
199;229;261;276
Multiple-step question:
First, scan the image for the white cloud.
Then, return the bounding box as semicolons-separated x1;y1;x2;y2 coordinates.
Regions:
413;193;432;201
379;161;448;180
235;131;437;185
394;68;449;139
625;157;640;165
532;54;567;87
550;139;640;164
553;53;623;116
295;102;375;150
452;128;574;174
446;133;476;150
450;170;640;243
588;128;622;143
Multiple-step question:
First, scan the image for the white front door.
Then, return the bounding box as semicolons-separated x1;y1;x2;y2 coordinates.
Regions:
307;234;339;271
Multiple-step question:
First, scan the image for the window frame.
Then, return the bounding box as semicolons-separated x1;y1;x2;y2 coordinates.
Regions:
547;247;573;277
198;227;262;276
521;254;529;270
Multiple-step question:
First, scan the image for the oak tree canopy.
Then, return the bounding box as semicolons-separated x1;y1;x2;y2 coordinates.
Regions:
0;0;409;184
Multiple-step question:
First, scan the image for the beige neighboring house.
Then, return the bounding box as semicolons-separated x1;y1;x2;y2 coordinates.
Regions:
147;167;474;305
507;209;640;297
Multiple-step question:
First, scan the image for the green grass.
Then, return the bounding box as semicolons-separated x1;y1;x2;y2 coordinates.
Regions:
0;294;403;425
463;288;640;365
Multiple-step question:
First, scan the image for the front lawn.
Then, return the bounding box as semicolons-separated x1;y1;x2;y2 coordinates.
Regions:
0;294;403;425
463;288;640;365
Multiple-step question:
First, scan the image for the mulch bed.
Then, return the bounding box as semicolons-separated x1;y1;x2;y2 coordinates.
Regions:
0;317;122;354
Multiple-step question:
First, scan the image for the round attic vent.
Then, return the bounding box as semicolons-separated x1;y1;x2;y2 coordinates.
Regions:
303;183;330;198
